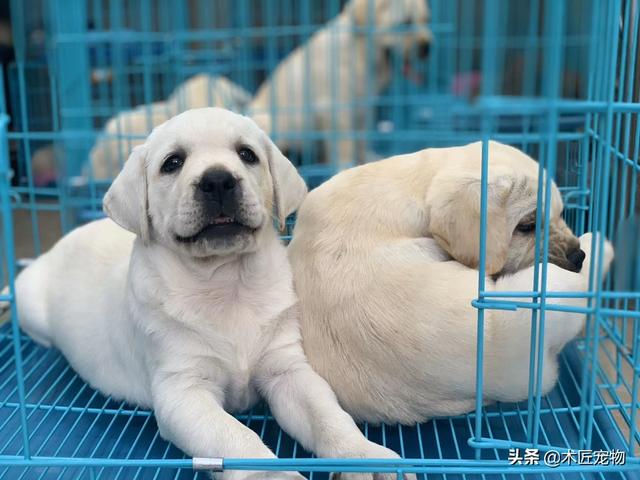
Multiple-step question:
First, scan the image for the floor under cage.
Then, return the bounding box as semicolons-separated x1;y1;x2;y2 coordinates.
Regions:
0;322;636;480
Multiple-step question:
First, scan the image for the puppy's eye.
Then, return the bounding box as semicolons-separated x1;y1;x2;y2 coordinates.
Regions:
516;223;536;234
238;147;259;165
160;153;185;174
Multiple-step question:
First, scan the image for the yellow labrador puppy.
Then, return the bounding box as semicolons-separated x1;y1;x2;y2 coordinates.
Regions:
250;0;432;165
288;141;614;425
14;108;410;479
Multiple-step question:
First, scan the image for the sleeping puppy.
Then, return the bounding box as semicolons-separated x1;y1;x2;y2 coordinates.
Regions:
14;108;410;479
87;75;252;180
288;141;614;425
249;0;432;166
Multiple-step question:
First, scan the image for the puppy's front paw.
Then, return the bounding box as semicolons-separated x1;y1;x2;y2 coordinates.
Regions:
240;471;306;480
579;232;614;278
329;442;416;480
330;471;416;480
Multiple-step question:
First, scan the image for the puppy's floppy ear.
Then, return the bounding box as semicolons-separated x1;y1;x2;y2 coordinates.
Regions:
103;144;151;243
266;138;308;231
427;168;516;275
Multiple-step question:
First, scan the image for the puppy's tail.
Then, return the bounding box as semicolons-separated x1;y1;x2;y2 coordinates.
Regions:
1;261;52;347
0;259;34;315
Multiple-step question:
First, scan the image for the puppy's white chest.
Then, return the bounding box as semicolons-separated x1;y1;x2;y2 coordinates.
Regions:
154;262;296;412
210;317;267;412
185;303;276;412
224;345;259;412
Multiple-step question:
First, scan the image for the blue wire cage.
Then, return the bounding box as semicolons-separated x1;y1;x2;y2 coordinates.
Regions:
0;0;639;478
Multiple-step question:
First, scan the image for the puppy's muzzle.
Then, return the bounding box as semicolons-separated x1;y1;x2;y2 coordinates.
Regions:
196;168;244;219
176;168;254;244
567;248;586;271
198;169;238;206
549;237;586;273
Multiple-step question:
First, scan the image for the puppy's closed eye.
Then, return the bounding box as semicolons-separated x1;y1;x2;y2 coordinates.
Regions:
515;210;537;234
515;222;536;234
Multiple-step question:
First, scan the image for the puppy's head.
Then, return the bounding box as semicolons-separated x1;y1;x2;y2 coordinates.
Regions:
427;141;585;276
103;107;307;257
349;0;432;63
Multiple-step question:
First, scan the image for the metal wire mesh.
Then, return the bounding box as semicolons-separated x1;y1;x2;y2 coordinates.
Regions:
0;0;638;478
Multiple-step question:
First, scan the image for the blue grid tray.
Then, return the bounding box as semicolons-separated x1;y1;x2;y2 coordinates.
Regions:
0;323;635;480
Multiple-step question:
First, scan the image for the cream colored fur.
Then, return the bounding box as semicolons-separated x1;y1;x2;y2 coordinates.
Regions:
288;141;614;424
88;75;251;179
15;108;411;479
249;0;432;166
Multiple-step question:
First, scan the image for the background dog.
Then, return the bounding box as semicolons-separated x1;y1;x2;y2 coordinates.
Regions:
14;108;410;479
85;0;432;181
249;0;432;166
87;75;251;180
288;141;614;425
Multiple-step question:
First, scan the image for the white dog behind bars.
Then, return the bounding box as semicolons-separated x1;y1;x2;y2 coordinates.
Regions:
87;74;252;180
84;0;432;179
249;0;432;166
289;141;615;425
13;109;411;480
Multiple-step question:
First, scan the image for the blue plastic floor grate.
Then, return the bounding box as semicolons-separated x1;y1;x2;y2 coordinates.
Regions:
0;323;636;480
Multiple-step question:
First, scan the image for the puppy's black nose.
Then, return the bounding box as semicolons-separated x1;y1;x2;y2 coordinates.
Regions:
197;169;237;199
568;248;586;271
417;42;430;59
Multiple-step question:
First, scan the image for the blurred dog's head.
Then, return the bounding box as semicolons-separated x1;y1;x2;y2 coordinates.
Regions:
427;141;585;276
103;107;307;257
348;0;432;64
88;103;171;181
